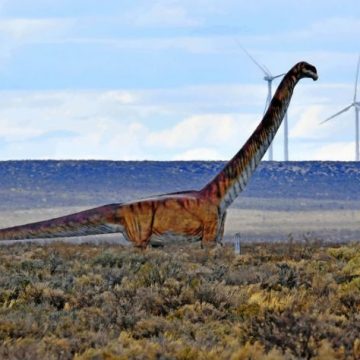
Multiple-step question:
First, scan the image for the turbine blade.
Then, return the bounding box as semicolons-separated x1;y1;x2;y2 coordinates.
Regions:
320;104;354;124
234;40;270;76
272;73;286;80
354;55;360;102
263;64;273;77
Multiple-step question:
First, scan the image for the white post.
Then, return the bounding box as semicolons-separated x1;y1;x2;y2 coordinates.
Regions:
234;233;241;255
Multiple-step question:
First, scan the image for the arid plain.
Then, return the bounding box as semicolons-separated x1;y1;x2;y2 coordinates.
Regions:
1;161;360;359
1;160;360;246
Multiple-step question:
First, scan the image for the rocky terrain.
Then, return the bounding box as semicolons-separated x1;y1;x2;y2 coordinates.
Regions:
0;161;359;211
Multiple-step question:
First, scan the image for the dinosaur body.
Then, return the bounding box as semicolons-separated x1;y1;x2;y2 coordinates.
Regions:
0;192;223;247
0;62;318;248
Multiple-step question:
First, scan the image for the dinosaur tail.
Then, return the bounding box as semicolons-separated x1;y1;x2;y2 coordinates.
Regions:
0;203;123;241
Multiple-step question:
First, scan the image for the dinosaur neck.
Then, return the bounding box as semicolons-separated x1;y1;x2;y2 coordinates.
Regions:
201;73;298;211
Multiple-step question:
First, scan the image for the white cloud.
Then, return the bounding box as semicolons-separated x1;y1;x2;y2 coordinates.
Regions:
301;17;360;40
0;119;43;141
48;121;148;160
60;35;233;55
173;147;223;160
0;17;74;68
146;114;258;149
237;17;360;47
129;3;201;28
0;90;143;158
0;81;356;161
313;142;356;161
0;88;262;160
291;105;326;139
0;18;73;41
99;91;137;105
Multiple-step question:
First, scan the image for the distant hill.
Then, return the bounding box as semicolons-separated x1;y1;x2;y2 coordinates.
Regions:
0;160;359;210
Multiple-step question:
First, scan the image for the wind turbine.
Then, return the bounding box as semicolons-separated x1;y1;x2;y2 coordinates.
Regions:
240;46;288;161
321;55;360;161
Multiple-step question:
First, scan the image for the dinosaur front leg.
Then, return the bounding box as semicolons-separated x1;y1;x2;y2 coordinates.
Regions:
201;220;220;248
121;202;155;249
216;211;227;246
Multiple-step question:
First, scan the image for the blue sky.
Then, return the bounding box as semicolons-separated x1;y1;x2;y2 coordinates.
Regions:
0;0;359;161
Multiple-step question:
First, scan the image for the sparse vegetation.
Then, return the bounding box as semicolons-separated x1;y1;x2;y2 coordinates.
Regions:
0;241;359;359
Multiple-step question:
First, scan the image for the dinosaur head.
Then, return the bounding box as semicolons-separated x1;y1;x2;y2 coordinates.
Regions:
293;62;318;81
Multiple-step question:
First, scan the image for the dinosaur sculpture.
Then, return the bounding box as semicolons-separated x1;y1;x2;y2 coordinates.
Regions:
0;62;318;248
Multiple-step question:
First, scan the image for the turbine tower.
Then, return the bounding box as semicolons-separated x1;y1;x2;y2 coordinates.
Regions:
321;55;360;161
241;46;287;160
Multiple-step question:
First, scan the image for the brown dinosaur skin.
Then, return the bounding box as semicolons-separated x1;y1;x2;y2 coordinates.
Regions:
0;62;318;248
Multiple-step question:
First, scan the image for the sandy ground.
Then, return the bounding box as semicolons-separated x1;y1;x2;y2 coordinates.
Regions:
225;208;360;242
0;205;359;245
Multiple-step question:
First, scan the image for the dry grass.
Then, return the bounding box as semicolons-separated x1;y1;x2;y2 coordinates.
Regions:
0;241;359;359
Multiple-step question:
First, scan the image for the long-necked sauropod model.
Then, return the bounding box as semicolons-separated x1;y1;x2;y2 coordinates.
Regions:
0;62;318;248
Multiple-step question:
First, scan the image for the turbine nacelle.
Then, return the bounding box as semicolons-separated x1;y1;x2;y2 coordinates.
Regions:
264;75;272;81
264;72;286;82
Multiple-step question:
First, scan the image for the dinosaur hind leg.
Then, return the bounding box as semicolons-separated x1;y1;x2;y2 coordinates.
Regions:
201;221;219;248
123;223;152;249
